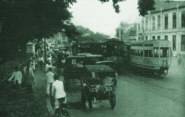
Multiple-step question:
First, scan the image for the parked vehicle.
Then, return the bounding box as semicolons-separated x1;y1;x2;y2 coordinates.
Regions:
63;53;103;80
80;65;117;110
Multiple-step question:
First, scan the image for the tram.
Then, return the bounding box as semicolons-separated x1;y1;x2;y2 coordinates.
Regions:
72;39;124;57
129;40;172;76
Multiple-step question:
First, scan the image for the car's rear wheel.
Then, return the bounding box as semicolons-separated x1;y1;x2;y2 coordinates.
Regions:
85;100;92;109
81;93;92;110
61;109;70;117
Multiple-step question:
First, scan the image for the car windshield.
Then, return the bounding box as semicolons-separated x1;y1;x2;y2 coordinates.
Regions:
103;77;113;85
87;78;101;85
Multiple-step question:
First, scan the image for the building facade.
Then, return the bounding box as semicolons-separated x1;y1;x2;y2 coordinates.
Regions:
137;0;185;55
116;23;137;42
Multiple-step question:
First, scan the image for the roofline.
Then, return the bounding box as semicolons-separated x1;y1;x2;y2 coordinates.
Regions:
149;4;185;14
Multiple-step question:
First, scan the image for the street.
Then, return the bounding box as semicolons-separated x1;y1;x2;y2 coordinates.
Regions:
1;58;184;117
63;58;185;117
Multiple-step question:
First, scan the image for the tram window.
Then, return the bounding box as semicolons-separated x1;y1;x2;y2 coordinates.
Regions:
135;50;138;56
138;50;142;56
153;48;159;57
134;50;137;56
131;49;135;55
160;47;169;57
72;59;77;65
141;50;144;56
144;50;153;57
137;50;140;56
148;50;153;57
136;50;138;56
144;50;149;57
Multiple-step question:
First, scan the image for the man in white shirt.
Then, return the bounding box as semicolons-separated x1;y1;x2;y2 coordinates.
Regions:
51;74;66;113
8;66;23;87
46;68;55;114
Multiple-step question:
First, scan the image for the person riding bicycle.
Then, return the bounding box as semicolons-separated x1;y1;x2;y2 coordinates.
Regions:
51;74;67;116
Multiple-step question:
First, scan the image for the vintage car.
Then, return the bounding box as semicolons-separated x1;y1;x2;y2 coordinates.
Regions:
63;54;103;80
80;65;117;110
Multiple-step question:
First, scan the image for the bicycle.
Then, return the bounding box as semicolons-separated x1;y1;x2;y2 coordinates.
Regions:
54;98;70;117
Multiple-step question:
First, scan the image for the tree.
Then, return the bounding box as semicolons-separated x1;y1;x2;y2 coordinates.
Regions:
0;0;154;59
76;25;109;43
138;0;155;16
0;0;77;58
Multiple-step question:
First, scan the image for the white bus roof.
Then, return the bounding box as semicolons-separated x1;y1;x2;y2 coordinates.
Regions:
131;40;171;48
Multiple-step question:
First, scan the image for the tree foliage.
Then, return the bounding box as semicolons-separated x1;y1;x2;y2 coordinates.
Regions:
138;0;155;16
0;0;154;58
0;0;77;57
76;25;109;43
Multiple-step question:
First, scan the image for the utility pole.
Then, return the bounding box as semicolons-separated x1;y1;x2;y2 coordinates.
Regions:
44;38;47;64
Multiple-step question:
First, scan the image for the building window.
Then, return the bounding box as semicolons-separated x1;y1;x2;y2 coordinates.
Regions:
152;16;155;30
142;20;144;31
172;13;177;29
152;36;155;40
121;30;124;40
157;15;161;29
157;36;160;40
172;35;176;51
181;35;185;51
116;29;119;38
145;17;148;30
138;24;140;31
165;35;168;40
164;15;168;29
181;11;185;28
145;36;148;40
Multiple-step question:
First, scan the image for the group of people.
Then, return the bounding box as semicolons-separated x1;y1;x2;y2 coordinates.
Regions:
8;59;35;91
46;67;67;116
7;54;67;116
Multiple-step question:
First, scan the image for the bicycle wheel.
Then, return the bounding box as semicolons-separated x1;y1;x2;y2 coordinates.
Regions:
61;109;70;117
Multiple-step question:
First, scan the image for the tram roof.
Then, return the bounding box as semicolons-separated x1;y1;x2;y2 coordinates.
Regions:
130;40;170;47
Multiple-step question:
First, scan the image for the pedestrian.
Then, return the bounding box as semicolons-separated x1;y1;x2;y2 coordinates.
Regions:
30;57;36;71
46;67;55;97
25;61;35;92
51;74;67;116
45;61;53;73
46;67;55;115
47;54;53;65
8;66;23;88
38;55;44;69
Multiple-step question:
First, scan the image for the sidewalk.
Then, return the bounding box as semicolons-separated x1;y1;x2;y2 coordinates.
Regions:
34;69;83;112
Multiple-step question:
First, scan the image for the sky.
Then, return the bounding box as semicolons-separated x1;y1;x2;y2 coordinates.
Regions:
70;0;140;36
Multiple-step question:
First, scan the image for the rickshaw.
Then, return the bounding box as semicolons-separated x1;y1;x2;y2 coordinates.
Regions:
80;65;117;110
